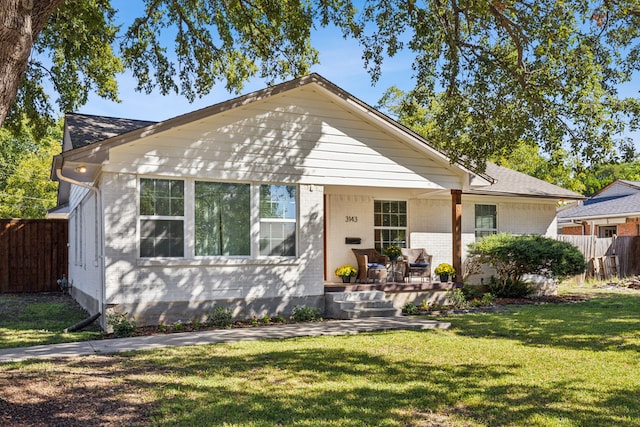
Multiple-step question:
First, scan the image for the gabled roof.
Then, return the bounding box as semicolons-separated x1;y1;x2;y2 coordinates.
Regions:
52;73;583;203
558;179;640;220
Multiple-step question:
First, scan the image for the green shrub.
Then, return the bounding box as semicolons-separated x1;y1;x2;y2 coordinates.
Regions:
487;276;533;298
290;305;321;322
402;302;419;315
207;306;233;328
481;292;496;306
461;284;485;300
106;312;137;338
446;288;468;309
467;233;586;286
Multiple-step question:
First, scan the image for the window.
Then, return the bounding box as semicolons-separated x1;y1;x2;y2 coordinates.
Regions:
475;204;497;238
374;200;407;251
139;178;184;257
260;184;296;256
195;181;250;256
598;225;617;238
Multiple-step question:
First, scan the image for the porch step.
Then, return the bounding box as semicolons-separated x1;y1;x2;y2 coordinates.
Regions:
325;291;401;319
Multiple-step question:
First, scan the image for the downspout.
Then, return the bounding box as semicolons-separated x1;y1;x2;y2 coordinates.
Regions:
55;165;105;328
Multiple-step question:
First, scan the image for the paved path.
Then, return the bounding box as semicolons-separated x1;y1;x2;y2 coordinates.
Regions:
0;317;450;363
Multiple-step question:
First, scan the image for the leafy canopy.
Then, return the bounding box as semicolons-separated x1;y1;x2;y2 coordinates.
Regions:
5;0;640;167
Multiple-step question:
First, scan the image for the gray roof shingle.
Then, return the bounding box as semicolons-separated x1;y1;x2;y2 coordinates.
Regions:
65;113;157;149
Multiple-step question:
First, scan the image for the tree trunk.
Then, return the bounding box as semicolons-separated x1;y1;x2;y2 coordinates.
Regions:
0;0;63;126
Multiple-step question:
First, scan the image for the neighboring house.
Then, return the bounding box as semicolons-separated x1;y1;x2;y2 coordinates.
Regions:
49;73;583;328
558;180;640;237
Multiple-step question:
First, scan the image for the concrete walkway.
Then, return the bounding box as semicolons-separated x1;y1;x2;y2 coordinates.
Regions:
0;317;450;363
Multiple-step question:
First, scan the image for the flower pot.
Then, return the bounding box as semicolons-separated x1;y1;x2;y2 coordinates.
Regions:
439;274;449;283
341;276;351;284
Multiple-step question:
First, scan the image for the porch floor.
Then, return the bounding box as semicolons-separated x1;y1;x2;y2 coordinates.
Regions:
324;281;456;293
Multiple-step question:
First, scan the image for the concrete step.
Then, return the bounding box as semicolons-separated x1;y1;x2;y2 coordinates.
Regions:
339;307;402;319
325;291;401;319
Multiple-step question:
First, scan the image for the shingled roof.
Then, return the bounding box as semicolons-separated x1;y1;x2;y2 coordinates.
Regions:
64;113;156;149
558;179;640;220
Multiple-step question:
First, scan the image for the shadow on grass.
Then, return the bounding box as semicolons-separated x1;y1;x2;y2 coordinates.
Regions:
443;293;640;352
3;336;627;426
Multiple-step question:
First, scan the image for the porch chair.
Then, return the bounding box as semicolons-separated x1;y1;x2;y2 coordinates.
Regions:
400;248;432;283
351;249;389;283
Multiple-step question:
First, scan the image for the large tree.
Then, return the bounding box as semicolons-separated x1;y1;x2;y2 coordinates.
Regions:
1;0;640;167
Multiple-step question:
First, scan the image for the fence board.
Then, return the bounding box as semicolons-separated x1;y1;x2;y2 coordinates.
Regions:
0;219;68;293
557;235;640;279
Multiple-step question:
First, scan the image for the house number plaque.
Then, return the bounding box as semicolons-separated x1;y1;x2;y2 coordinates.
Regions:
345;216;358;222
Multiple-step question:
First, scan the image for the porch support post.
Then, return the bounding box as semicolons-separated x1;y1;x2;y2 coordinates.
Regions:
451;189;463;285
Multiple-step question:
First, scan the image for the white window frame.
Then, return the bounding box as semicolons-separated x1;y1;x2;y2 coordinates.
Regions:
138;178;185;258
374;199;408;252
475;204;498;239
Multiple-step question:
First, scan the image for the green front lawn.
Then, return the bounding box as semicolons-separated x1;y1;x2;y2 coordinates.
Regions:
2;289;638;426
0;293;102;348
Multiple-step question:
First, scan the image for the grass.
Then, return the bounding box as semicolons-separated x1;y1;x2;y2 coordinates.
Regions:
0;293;102;348
0;287;639;426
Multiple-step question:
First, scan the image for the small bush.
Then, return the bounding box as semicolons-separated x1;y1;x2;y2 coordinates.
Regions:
290;305;321;322
461;284;485;300
446;288;468;309
487;276;533;298
481;292;496;306
207;306;233;328
402;302;419;315
107;312;137;338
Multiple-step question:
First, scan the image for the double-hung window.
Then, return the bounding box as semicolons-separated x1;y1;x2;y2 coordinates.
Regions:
138;179;297;258
195;181;250;256
259;184;297;256
475;204;497;239
374;200;407;251
139;178;185;257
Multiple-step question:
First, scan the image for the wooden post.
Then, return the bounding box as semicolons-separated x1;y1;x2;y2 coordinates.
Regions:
451;190;462;285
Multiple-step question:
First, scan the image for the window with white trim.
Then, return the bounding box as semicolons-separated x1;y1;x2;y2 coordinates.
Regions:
259;184;297;256
475;204;497;239
374;200;407;252
139;178;184;257
598;225;616;238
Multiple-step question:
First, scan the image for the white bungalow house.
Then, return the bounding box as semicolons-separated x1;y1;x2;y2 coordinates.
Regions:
49;73;582;328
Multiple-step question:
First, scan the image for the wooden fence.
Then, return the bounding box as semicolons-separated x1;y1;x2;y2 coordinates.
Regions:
557;235;640;279
0;219;68;293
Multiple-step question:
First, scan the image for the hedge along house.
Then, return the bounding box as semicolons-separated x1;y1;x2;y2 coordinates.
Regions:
49;73;583;328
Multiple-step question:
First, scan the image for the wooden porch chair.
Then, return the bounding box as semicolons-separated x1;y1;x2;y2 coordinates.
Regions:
351;249;389;283
400;248;432;282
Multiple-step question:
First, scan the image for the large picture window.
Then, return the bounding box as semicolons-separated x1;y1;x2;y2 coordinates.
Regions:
260;184;297;256
195;181;250;256
374;200;407;251
475;204;497;238
139;178;184;257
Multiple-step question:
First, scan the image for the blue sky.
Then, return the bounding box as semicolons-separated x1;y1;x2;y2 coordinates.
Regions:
78;3;417;122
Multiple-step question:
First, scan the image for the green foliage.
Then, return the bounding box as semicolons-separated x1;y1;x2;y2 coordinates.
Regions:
207;306;233;329
3;0;640;171
290;305;321;322
0;119;62;218
401;302;419;315
467;233;586;285
446;288;468;309
487;277;534;299
106;312;137;338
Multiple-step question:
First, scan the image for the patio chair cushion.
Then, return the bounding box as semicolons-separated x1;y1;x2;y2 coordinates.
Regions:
410;262;429;267
368;263;386;268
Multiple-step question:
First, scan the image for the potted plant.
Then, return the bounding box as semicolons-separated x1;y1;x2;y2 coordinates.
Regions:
383;245;402;261
335;264;357;283
434;263;456;283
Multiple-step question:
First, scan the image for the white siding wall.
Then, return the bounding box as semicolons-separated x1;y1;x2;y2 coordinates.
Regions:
67;186;102;315
101;171;324;324
105;88;463;190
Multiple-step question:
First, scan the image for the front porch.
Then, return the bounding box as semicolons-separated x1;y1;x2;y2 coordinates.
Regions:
324;280;456;319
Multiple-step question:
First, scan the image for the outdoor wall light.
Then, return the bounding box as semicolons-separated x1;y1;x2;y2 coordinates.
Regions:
75;165;87;173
